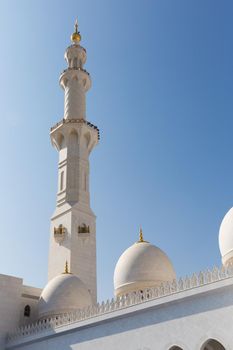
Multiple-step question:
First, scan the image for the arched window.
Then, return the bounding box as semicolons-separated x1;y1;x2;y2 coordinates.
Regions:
201;339;225;350
169;347;183;350
69;130;78;151
24;305;31;317
60;171;64;191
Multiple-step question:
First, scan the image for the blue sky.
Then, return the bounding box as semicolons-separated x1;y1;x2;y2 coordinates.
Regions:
0;0;233;301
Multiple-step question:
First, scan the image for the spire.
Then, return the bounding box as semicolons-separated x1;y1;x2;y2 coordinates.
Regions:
139;227;144;242
75;18;78;32
71;18;81;43
137;227;148;243
63;260;70;274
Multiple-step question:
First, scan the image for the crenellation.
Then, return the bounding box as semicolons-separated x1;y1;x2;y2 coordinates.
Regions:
7;264;233;345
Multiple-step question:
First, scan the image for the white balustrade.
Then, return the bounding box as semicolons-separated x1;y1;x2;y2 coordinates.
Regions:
7;265;233;344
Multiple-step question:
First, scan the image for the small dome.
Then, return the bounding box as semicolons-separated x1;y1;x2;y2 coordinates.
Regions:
219;207;233;266
71;31;81;43
38;273;92;319
114;231;176;297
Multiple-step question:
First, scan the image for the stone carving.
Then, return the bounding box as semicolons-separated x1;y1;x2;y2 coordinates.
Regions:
7;265;233;345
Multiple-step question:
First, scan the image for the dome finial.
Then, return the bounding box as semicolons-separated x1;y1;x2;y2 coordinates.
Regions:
139;227;144;242
136;227;149;243
75;18;78;32
71;18;81;43
64;260;69;274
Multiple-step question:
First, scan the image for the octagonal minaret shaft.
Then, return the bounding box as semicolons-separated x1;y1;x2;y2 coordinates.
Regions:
48;21;99;303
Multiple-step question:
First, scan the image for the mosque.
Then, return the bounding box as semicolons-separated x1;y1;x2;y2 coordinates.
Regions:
1;21;233;350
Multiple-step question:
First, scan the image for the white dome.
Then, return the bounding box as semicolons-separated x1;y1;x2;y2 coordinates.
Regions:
114;236;176;297
219;207;233;266
38;273;92;319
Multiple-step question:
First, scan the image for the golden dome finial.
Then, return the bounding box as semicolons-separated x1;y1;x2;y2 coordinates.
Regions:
139;227;144;242
136;226;149;244
64;260;69;274
71;18;81;43
74;18;78;32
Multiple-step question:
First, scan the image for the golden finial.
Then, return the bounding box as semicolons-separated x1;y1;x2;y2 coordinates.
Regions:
71;19;81;43
74;18;78;32
137;227;148;243
139;227;144;242
64;260;69;274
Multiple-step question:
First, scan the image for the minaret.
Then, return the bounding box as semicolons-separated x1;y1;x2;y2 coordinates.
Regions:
48;21;99;303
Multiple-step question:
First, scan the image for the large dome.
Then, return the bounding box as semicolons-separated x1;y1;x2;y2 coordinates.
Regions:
114;230;176;297
219;207;233;266
38;272;92;319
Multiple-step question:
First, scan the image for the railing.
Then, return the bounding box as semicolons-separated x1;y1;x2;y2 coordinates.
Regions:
50;118;100;140
61;67;90;75
7;265;233;345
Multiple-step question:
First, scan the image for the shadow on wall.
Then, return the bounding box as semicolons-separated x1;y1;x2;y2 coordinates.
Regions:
201;338;225;350
168;340;225;350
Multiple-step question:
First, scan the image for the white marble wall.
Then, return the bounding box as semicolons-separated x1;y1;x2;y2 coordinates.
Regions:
0;274;22;348
0;274;41;349
19;285;42;326
6;273;233;350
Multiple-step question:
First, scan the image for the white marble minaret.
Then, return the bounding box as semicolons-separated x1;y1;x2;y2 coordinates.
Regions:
48;21;99;303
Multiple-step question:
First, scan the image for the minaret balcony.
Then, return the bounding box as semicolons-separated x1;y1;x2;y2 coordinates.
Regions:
50;118;100;150
59;68;91;92
61;67;90;76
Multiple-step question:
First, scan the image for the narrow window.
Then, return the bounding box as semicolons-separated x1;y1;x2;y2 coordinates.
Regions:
24;305;30;317
84;173;87;191
60;171;64;191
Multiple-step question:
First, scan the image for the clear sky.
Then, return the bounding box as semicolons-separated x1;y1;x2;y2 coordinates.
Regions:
0;0;232;301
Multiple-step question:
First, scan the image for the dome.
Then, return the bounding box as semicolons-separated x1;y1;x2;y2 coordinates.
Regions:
114;230;176;297
71;31;81;43
38;272;92;319
219;207;233;266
